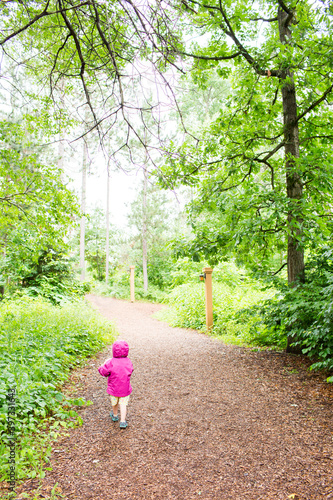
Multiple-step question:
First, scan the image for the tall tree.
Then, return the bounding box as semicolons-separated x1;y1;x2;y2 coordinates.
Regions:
105;159;111;285
159;0;333;286
84;206;117;282
142;164;149;291
0;118;80;289
128;181;173;289
57;77;66;176
79;136;88;281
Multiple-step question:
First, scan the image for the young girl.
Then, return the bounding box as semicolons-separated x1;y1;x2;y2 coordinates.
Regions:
98;340;134;429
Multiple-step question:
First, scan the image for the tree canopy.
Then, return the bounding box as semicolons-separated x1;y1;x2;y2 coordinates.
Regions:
157;0;333;285
0;116;80;292
1;0;333;360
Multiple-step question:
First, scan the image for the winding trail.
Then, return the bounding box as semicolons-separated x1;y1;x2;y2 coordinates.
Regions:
21;295;333;499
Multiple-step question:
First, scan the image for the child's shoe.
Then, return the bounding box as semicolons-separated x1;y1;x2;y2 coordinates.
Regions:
110;411;119;422
119;421;128;429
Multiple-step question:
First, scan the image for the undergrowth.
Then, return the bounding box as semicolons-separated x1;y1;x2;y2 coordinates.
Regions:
155;257;333;380
251;247;333;381
92;280;167;303
155;262;279;347
156;282;277;345
0;296;116;491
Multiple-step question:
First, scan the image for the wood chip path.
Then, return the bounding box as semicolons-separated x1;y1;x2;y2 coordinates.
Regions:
16;295;333;500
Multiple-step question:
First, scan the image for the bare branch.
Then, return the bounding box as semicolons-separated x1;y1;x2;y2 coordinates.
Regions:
250;17;278;22
179;50;242;61
277;0;292;15
91;0;124;106
58;0;99;130
271;262;288;275
0;1;92;46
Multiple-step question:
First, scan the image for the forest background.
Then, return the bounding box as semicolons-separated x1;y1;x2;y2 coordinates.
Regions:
1;0;333;487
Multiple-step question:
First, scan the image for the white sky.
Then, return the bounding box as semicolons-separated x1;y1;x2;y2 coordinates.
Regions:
66;157;142;230
67;161;185;231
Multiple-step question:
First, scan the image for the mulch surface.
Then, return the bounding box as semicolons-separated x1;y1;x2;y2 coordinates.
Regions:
12;295;333;499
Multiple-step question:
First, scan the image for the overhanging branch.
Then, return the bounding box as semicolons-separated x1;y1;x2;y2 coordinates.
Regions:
296;83;333;123
0;1;92;46
179;50;241;61
272;262;288;275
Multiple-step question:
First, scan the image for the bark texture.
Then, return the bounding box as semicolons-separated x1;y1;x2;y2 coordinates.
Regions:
278;7;305;286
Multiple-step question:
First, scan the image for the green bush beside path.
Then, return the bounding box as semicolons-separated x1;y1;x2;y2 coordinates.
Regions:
0;297;116;484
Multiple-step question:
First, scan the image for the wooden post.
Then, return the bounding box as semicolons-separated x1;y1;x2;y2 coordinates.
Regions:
130;266;135;303
203;267;213;330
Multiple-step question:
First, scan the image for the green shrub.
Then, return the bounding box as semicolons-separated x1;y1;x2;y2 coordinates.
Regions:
168;259;251;289
157;278;273;344
253;247;333;378
168;258;205;288
107;283;167;303
1;249;90;305
132;285;167;303
96;267;168;303
0;296;115;483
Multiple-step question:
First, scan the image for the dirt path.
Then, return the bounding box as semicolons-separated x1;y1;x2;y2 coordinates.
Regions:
19;295;333;500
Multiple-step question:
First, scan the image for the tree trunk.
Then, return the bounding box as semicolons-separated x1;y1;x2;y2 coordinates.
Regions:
278;7;305;286
106;162;110;285
142;165;148;292
278;7;305;353
79;139;87;281
57;77;65;178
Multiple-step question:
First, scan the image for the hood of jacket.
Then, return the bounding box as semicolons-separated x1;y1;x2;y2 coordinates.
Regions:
112;340;129;358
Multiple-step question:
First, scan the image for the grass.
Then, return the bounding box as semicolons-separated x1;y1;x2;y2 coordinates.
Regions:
0;296;116;492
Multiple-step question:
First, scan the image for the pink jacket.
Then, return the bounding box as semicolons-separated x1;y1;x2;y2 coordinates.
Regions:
98;340;133;397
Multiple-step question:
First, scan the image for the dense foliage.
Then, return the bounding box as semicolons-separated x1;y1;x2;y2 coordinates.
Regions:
0;297;116;481
158;0;333;288
157;255;333;379
5;249;90;305
0;118;81;300
249;247;333;381
0;119;79;249
128;183;172;288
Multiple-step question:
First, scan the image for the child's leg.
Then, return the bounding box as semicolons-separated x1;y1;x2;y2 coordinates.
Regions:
119;404;127;423
110;396;119;418
112;402;119;417
119;396;130;424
